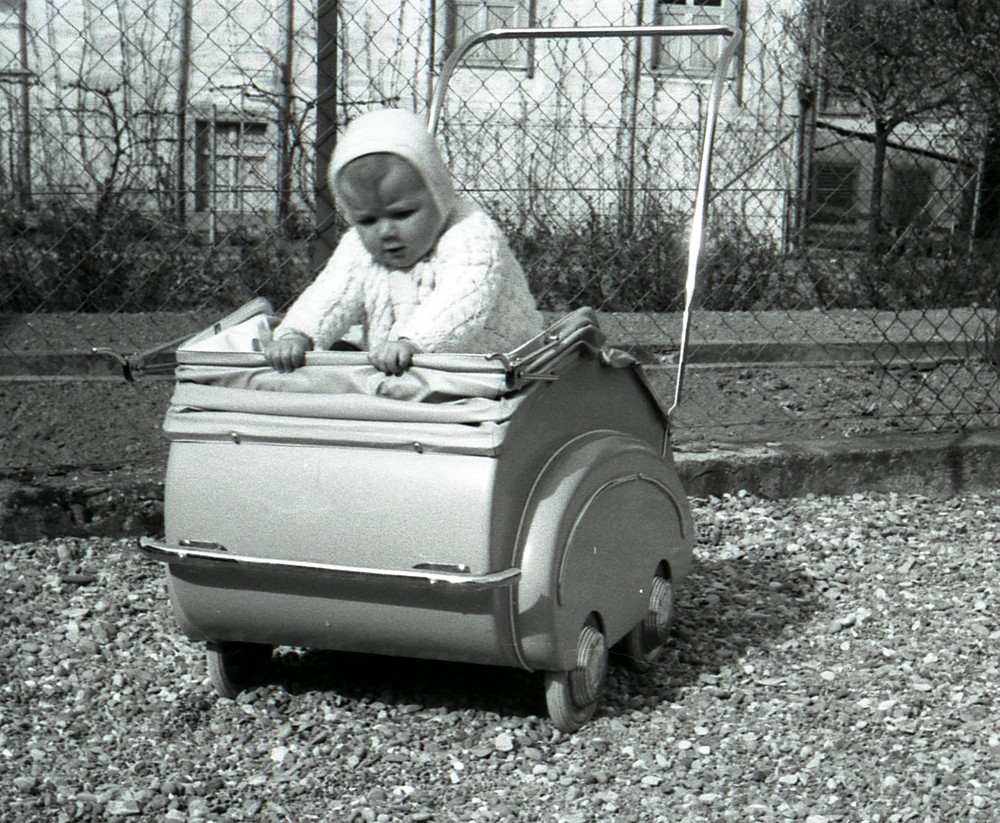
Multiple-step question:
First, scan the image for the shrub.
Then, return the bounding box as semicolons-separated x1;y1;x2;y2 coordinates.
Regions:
698;220;785;310
0;200;314;313
864;239;1000;309
503;207;798;313
501;203;689;313
3;198;996;315
791;235;1000;311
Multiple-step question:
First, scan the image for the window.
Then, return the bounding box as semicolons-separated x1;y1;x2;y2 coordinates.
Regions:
0;3;26;80
194;119;271;214
652;0;741;78
820;84;863;116
888;163;934;228
444;0;533;69
808;160;859;224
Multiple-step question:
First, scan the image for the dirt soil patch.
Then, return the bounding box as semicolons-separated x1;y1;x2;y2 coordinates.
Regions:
1;309;998;477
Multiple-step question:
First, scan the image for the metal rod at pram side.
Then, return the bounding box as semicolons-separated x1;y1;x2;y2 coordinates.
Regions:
92;298;277;382
92;337;190;381
425;25;743;419
671;26;743;418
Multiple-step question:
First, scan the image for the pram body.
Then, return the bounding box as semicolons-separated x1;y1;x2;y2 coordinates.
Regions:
139;303;693;730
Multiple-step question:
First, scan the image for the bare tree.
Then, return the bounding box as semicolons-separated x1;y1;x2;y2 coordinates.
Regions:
790;0;964;253
242;0;317;236
941;0;1000;240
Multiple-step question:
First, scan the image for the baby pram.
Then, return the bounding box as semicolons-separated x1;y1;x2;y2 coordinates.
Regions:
132;22;741;731
139;302;692;731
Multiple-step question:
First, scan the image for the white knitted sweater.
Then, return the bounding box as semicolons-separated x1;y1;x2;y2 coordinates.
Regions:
276;108;542;355
276;198;543;354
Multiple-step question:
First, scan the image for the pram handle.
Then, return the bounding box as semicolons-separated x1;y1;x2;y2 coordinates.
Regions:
428;24;744;418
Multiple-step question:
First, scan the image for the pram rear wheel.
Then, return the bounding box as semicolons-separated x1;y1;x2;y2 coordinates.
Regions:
206;641;273;698
544;617;608;732
617;574;675;673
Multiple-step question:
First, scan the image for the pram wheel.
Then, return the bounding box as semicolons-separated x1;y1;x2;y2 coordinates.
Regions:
617;573;675;673
206;641;273;698
544;616;608;732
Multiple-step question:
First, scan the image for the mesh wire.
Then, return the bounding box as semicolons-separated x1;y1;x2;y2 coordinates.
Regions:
1;0;998;473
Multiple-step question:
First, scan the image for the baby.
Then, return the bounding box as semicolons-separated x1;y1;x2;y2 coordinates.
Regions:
265;108;543;375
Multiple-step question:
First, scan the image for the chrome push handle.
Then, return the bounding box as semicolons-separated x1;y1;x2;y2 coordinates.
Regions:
427;25;744;418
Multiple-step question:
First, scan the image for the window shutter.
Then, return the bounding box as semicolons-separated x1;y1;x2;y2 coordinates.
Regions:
443;0;531;69
809;161;858;224
652;1;737;79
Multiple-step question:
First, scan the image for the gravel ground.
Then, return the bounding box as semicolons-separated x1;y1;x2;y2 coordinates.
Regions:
2;491;998;823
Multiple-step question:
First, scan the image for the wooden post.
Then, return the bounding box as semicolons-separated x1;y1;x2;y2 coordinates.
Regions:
175;0;192;224
277;0;295;235
16;0;32;208
314;0;339;273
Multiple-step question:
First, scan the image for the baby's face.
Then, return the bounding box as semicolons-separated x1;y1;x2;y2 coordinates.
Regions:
338;156;441;270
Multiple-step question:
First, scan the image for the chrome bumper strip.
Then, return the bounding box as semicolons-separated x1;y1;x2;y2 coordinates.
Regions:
137;538;520;590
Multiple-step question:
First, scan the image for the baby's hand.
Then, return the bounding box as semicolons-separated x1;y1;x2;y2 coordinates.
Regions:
265;331;311;373
369;339;420;376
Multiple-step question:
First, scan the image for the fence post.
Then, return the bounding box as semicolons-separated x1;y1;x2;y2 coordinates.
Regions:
791;6;820;252
175;0;193;225
623;2;645;238
16;0;31;209
314;0;339;273
277;0;295;236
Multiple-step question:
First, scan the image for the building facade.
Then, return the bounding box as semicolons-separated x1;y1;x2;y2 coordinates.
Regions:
0;0;974;250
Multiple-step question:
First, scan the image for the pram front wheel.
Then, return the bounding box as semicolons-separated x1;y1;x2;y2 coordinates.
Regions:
617;573;675;673
206;641;273;698
544;616;608;732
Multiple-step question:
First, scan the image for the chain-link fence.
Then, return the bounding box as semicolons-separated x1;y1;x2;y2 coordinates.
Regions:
2;0;1000;474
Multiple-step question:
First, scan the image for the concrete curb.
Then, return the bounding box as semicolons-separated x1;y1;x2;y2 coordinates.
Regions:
3;430;1000;542
675;430;1000;499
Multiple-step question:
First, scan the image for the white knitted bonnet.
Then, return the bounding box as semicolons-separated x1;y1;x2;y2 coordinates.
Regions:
329;109;458;225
